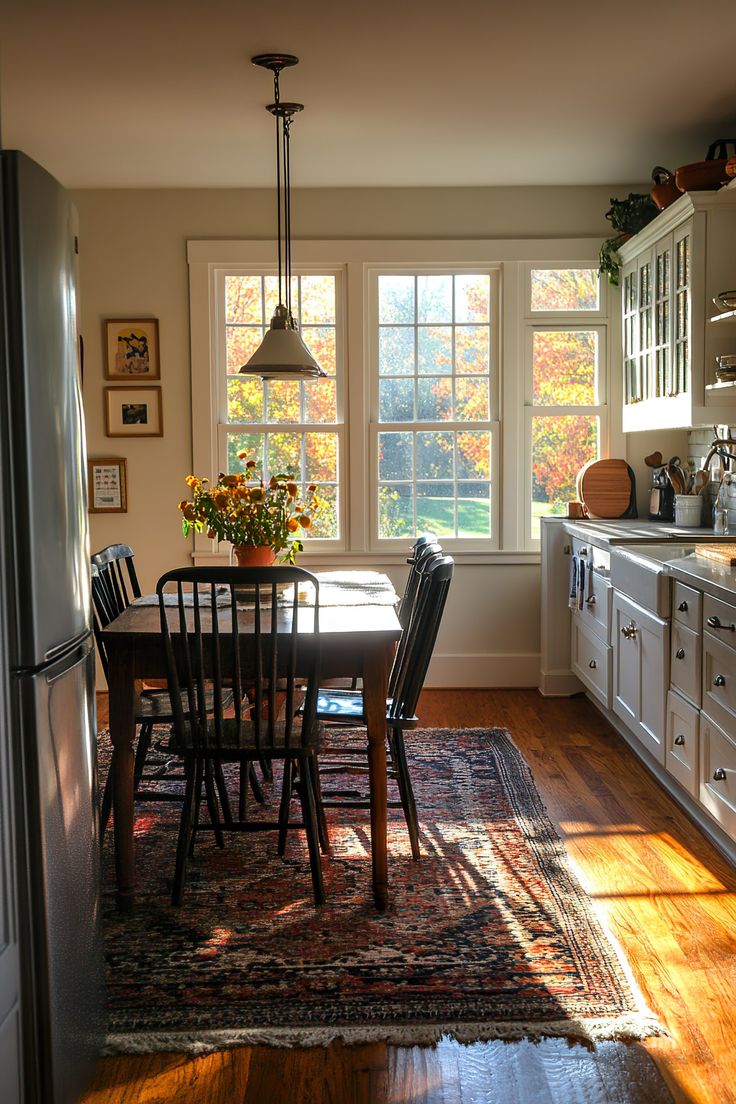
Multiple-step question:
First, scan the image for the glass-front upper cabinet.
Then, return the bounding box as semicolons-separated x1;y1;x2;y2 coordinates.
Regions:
619;190;736;431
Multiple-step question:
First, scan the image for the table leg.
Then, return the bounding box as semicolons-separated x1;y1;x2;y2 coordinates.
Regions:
363;643;390;911
108;646;137;912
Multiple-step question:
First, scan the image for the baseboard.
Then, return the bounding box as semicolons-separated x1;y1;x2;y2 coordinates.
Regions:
426;653;540;689
539;670;584;697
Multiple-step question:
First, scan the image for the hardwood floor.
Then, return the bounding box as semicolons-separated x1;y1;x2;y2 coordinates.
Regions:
84;690;736;1104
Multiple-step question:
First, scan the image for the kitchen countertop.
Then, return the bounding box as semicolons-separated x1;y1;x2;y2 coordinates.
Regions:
560;517;730;551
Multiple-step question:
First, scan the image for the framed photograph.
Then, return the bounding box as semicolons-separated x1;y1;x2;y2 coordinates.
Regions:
88;457;127;513
104;386;163;437
104;318;160;380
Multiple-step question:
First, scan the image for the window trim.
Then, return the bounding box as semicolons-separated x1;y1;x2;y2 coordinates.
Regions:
188;238;615;563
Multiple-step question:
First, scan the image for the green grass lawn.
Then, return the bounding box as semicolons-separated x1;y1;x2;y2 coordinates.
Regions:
381;495;491;538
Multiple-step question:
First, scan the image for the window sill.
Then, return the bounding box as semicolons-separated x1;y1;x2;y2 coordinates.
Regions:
191;549;541;568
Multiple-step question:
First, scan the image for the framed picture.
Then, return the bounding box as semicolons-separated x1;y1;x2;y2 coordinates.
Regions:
88;457;128;513
104;386;163;437
104;318;160;380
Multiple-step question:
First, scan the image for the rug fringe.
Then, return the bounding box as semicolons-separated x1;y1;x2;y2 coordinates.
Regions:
103;1012;667;1055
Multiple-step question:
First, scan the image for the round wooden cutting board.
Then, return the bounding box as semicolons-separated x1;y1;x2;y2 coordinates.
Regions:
577;459;633;518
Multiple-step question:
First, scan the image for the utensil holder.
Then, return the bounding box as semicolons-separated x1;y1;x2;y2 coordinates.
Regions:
675;494;703;527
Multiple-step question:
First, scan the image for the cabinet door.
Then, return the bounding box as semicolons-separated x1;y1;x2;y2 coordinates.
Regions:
637;254;653;401
654;233;672;398
673;220;692;396
613;591;669;763
621;261;639;405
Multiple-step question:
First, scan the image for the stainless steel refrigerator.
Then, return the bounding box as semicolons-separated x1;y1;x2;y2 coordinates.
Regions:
0;151;105;1103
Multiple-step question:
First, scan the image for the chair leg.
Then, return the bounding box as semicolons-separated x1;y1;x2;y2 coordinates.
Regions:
308;756;330;854
389;729;421;861
99;759;114;839
172;758;197;906
204;761;225;849
259;754;273;783
248;762;265;804
214;762;233;825
133;722;153;790
277;757;294;857
188;758;205;859
299;756;325;906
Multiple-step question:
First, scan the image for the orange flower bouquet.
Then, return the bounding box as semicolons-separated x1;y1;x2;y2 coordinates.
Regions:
179;453;326;565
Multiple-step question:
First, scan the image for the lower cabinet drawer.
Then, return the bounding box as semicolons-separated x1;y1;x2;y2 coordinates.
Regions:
702;631;736;738
700;711;736;843
670;620;701;707
572;570;612;643
571;618;611;709
665;690;699;797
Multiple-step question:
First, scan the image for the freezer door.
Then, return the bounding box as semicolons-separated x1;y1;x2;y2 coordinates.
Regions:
14;638;105;1103
0;151;90;668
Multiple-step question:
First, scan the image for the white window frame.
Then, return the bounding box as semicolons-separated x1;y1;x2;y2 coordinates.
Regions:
188;239;616;565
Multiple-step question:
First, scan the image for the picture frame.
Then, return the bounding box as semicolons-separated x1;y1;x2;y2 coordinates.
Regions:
104;318;160;381
88;457;128;513
104;386;163;438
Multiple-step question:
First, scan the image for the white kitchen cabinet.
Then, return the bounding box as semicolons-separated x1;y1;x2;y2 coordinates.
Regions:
571;617;612;709
700;711;736;839
612;590;669;763
619;187;736;431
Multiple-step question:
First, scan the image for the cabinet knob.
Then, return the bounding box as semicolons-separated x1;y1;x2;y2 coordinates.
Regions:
585;595;597;606
675;647;685;659
674;734;685;746
707;615;736;632
621;623;638;639
579;547;588;556
588;659;597;670
714;674;726;687
713;768;727;782
678;601;688;612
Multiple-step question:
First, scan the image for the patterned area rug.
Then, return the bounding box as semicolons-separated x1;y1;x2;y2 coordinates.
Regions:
100;727;664;1054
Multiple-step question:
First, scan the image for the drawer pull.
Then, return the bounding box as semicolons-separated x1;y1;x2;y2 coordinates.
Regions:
563;545;571;555
675;647;685;659
579;547;588;556
707;615;736;632
678;600;688;612
713;768;727;782
714;674;726;687
674;734;686;746
585;596;597;606
621;623;638;639
588;659;597;670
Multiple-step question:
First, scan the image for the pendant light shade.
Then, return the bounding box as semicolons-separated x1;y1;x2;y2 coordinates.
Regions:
241;54;325;381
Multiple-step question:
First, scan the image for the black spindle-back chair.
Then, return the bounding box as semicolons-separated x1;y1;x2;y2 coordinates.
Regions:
157;566;326;905
313;555;454;859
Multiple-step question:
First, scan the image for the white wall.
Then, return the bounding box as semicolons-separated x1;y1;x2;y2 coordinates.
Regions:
76;183;674;688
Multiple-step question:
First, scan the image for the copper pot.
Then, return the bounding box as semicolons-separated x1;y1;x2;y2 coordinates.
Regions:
650;166;681;210
676;139;736;192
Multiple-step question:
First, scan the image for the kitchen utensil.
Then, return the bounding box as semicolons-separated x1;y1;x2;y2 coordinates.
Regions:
675;139;736;192
576;458;635;518
666;456;686;496
713;291;736;312
694;544;736;565
650;166;681;210
644;450;663;467
692;469;709;494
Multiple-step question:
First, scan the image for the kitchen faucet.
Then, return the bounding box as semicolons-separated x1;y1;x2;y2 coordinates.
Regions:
703;427;736;475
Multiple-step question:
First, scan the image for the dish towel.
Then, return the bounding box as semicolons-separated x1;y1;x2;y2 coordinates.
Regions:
577;555;586;611
568;554;578;610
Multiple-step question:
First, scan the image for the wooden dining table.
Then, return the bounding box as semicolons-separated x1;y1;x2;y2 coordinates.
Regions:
100;582;402;913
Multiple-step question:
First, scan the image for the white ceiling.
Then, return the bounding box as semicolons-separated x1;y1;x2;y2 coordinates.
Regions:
1;0;735;189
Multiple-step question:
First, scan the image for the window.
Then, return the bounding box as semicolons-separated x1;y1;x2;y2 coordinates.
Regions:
525;267;607;542
189;241;611;561
373;272;497;545
219;270;343;541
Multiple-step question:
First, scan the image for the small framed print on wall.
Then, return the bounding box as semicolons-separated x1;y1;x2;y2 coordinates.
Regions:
104;318;160;380
88;457;127;513
104;385;163;437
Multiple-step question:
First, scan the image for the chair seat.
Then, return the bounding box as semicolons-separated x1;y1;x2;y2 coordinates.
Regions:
136;686;234;722
171;716;322;755
313;688;418;729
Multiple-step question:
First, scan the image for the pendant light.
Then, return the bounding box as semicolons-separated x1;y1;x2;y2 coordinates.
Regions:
240;54;325;380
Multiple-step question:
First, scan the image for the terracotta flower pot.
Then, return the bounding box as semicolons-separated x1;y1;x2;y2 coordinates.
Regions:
232;544;276;567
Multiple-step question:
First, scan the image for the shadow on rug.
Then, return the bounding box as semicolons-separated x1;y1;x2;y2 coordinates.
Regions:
99;727;665;1054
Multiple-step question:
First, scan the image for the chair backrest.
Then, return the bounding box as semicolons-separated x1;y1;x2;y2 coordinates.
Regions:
388;555;454;724
156;566;321;754
90;545;142;679
390;543;444;694
397;538;443;629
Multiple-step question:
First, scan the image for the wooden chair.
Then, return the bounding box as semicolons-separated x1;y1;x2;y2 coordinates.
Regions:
156;566;327;906
309;555;454;860
91;546;254;838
